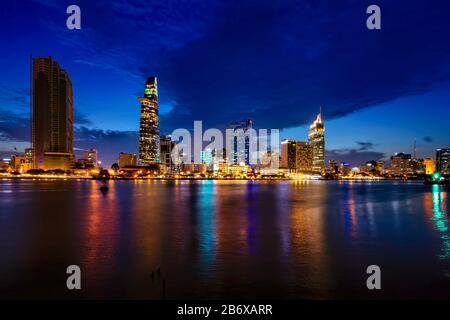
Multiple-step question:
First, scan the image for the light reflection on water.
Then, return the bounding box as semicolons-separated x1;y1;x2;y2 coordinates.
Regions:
0;180;449;299
431;185;450;262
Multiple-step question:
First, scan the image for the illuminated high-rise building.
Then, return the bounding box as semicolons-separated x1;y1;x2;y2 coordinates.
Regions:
389;152;412;176
436;148;450;175
160;135;174;171
24;148;33;164
296;141;313;172
329;159;339;174
32;57;73;170
308;110;325;173
83;148;98;167
280;139;312;173
139;77;160;165
376;161;385;174
280;139;297;171
200;149;214;165
229;119;253;165
118;152;137;168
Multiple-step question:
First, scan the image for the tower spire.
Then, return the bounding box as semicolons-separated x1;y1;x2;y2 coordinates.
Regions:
317;105;323;123
413;138;417;159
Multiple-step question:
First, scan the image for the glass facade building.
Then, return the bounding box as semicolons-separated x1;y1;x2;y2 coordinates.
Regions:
139;77;160;165
436;148;450;175
229;119;253;165
308;111;325;173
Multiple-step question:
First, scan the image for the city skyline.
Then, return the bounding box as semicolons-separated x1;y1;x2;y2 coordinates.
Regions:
1;1;450;166
2;54;450;170
2;1;450;304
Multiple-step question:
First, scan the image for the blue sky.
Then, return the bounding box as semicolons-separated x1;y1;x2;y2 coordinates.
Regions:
0;0;450;165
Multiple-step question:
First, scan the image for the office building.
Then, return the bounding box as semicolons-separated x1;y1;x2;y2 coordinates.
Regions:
281;140;312;173
201;149;214;165
308;110;325;173
24;148;33;164
83;148;98;167
32;57;73;170
229;119;253;165
436;148;450;175
160;135;174;171
11;154;32;173
329;160;339;174
389;153;412;176
139;77;160;165
410;158;425;175
280;140;297;171
296;141;313;172
339;162;351;176
118;152;137;168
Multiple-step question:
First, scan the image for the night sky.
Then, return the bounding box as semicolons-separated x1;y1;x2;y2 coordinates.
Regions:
1;0;450;166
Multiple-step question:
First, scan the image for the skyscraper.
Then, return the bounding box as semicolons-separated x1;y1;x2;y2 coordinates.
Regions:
308;110;325;173
32;57;73;170
280;139;297;171
389;152;412;176
229;119;253;165
83;148;98;167
139;77;160;165
160;135;174;171
436;148;450;175
296;141;313;172
280;139;312;173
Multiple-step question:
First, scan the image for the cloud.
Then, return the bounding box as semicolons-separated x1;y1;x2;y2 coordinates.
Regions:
30;0;450;134
356;142;377;151
35;0;219;86
0;107;91;141
0;110;30;142
0;109;136;165
326;140;384;165
5;0;450;162
74;126;138;165
0;83;29;109
326;149;386;167
150;0;450;131
74;110;92;125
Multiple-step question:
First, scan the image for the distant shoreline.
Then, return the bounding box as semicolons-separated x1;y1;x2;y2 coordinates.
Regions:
0;175;428;182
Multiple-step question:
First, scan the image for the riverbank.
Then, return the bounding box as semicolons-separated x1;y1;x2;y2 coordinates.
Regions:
0;174;427;182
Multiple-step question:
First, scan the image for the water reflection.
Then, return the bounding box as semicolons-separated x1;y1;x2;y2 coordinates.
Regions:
82;181;120;296
2;180;450;298
197;181;217;268
430;185;450;261
340;181;358;239
289;181;333;297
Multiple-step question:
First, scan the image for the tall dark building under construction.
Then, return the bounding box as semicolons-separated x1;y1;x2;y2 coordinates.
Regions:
139;77;160;164
32;57;73;170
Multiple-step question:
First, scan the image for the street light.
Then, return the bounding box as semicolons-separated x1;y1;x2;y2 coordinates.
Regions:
433;172;441;181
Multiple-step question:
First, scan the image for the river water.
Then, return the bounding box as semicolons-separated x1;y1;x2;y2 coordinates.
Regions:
0;180;449;299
